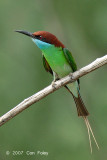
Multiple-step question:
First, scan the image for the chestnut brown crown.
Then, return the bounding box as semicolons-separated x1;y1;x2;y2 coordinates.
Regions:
33;31;65;48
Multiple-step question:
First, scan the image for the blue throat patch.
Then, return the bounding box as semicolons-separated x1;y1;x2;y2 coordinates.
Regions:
32;38;52;50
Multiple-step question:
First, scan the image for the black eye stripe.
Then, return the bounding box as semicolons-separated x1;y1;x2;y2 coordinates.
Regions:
34;35;50;44
35;35;47;42
35;35;42;39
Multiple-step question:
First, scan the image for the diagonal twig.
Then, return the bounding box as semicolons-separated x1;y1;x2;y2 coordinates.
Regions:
0;55;107;127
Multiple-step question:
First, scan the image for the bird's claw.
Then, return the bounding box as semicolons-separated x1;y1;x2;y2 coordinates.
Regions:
51;80;57;89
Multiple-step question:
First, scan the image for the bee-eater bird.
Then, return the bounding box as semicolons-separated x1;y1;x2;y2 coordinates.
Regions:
15;30;99;153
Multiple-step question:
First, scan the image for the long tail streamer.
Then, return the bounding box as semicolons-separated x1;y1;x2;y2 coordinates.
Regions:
83;116;99;153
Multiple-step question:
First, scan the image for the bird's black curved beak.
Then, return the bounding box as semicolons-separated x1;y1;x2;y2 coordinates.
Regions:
15;30;34;38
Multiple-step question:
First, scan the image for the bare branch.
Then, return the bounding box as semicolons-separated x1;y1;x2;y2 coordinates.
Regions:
0;55;107;127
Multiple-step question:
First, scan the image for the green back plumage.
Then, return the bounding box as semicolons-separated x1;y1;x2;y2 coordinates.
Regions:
63;48;77;71
63;48;80;85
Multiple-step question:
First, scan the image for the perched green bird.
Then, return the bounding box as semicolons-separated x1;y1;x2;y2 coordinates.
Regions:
16;30;99;153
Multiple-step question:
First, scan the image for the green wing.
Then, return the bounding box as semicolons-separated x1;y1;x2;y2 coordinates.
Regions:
42;55;53;75
63;48;80;85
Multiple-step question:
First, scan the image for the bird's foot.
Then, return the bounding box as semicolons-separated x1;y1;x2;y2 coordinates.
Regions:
51;72;59;89
51;80;57;89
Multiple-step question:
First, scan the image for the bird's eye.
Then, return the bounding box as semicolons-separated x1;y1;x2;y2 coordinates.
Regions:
35;35;43;40
39;35;42;40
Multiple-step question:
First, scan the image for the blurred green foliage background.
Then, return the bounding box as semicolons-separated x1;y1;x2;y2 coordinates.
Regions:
0;0;107;160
